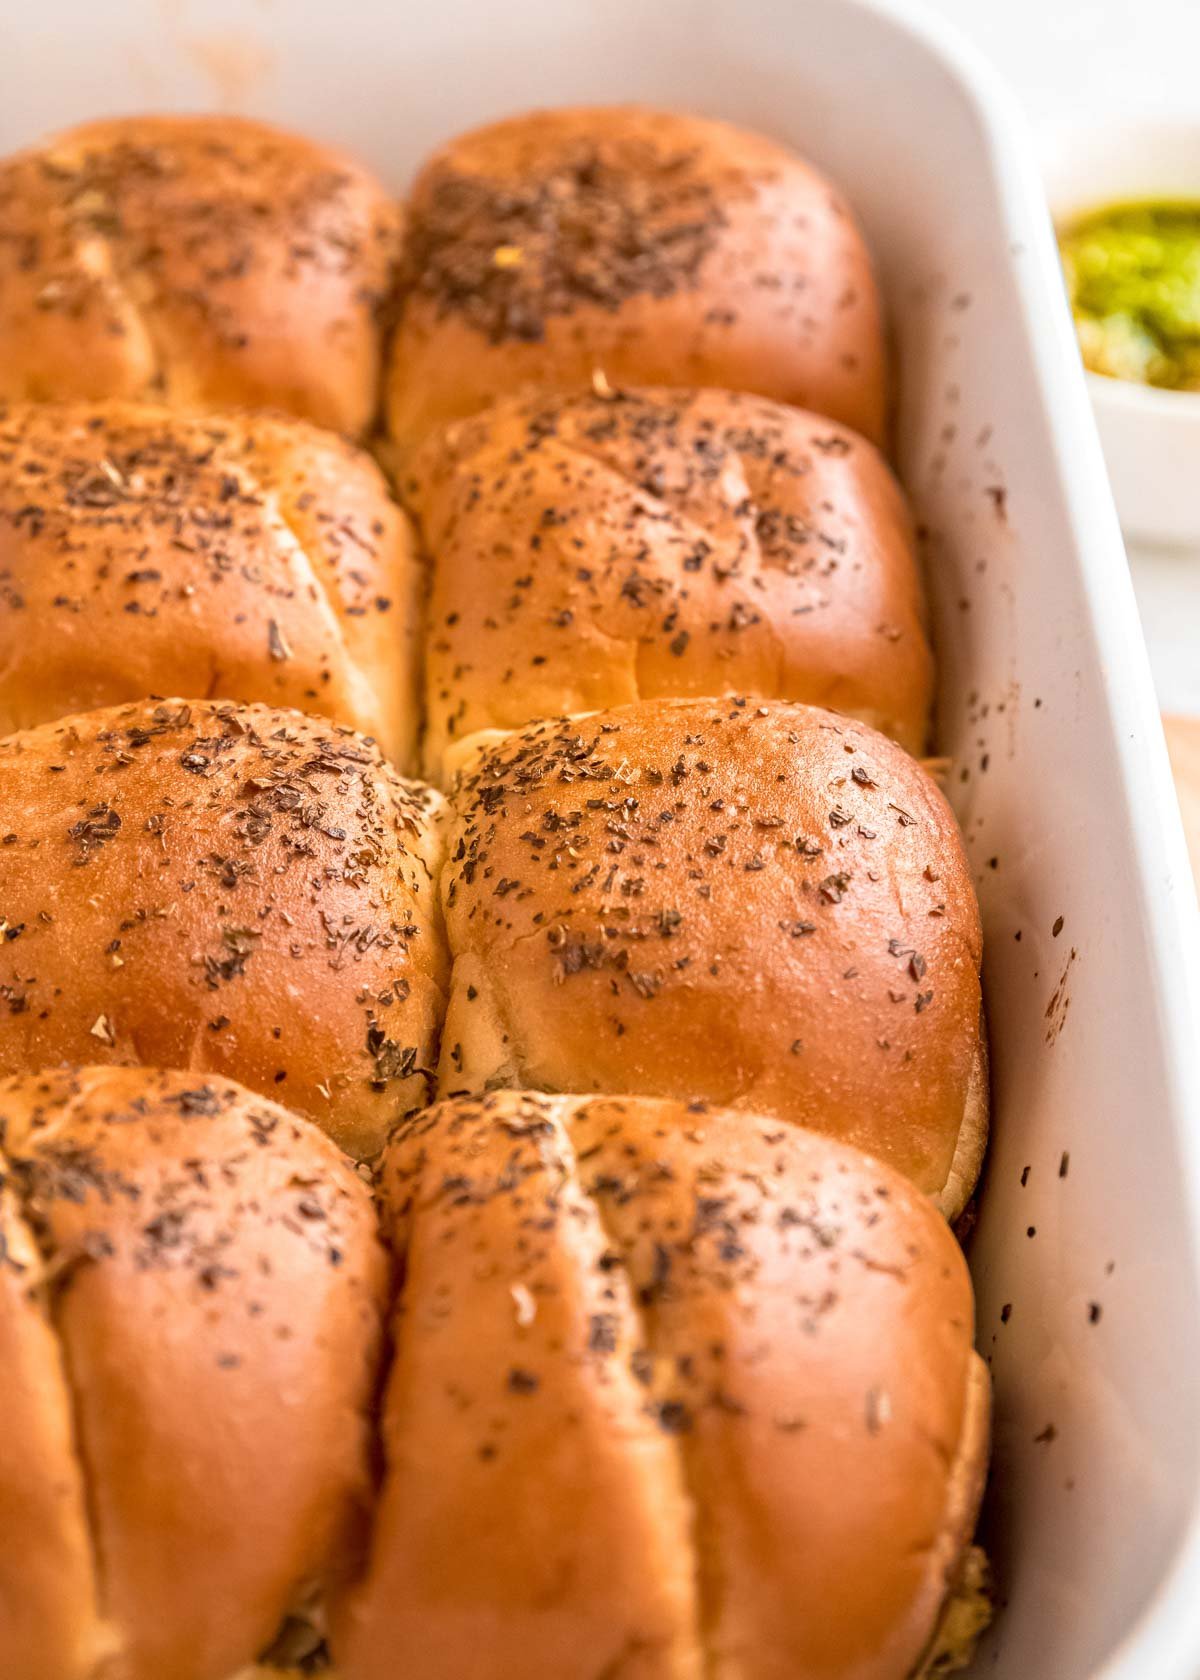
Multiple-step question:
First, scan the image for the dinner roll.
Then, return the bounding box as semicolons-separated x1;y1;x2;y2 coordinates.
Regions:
439;698;985;1215
386;105;885;462
0;700;447;1157
409;386;929;780
0;116;399;436
0;402;420;764
0;1065;386;1680
338;1091;990;1680
0;1151;106;1680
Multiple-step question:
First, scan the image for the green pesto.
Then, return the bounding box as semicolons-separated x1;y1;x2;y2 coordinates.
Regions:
1059;202;1200;391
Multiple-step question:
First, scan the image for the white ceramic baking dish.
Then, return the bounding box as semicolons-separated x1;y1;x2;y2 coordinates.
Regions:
5;1;1200;1674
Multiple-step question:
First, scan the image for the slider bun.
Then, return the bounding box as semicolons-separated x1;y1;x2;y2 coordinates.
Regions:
386;105;885;462
0;700;447;1158
339;1090;989;1680
0;1157;106;1680
0;1064;387;1680
0;402;420;765
439;699;984;1213
409;386;930;781
0;116;399;436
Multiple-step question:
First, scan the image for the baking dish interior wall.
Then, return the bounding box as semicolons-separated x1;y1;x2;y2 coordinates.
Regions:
692;17;1200;1677
6;1;1200;1677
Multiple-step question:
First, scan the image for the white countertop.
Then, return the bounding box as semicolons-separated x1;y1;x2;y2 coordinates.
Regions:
917;0;1200;716
916;0;1200;127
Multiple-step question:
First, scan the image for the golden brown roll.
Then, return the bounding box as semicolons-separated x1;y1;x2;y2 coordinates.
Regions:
0;1155;106;1680
0;1065;387;1680
386;106;885;462
0;116;399;436
0;700;447;1157
337;1090;990;1680
439;698;985;1215
0;402;420;764
409;386;929;780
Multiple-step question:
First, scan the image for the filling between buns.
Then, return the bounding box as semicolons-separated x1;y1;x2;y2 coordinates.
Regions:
913;1546;993;1678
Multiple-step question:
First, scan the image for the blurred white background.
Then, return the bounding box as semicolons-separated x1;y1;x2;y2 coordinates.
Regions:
923;0;1200;717
922;0;1200;125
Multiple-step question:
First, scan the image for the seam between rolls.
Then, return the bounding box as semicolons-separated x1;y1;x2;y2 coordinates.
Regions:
729;456;791;699
408;517;433;780
389;778;452;1041
334;1176;406;1663
413;803;453;1096
252;470;367;714
268;462;429;774
439;949;533;1097
554;1113;714;1680
369;223;408;455
442;901;630;1097
415;974;450;1113
0;1137;113;1664
398;498;436;783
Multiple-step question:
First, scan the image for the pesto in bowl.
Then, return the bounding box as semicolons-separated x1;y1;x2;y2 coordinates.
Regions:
1060;202;1200;391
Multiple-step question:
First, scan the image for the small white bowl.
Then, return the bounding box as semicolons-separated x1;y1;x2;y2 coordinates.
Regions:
1042;118;1200;550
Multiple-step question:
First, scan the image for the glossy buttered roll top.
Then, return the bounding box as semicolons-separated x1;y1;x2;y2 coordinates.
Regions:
0;401;421;764
0;115;399;436
386;105;886;460
0;699;447;1157
438;697;986;1218
409;384;929;781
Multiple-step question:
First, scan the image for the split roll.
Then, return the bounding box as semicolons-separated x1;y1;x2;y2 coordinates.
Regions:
0;1080;991;1680
339;1089;991;1680
0;1065;386;1680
